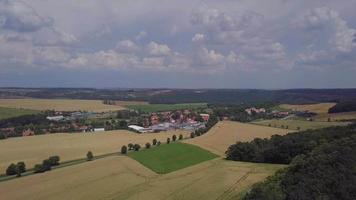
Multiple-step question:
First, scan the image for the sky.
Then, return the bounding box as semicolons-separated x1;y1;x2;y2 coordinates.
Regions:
0;0;356;89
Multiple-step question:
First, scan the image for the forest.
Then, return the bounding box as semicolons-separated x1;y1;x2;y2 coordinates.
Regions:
328;101;356;113
225;124;356;200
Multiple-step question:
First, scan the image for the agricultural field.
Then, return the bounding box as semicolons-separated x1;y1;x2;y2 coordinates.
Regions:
0;99;127;112
0;156;285;200
279;103;336;114
0;107;39;120
252;119;350;130
314;111;356;122
184;121;292;156
129;142;218;174
0;129;189;173
125;103;207;113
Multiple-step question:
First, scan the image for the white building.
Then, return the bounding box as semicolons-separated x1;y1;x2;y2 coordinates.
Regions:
46;115;64;121
128;125;151;133
94;128;105;132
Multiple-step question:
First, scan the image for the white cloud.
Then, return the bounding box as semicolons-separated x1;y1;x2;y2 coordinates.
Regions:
192;33;205;43
115;40;140;53
293;7;356;53
0;0;52;32
146;41;171;56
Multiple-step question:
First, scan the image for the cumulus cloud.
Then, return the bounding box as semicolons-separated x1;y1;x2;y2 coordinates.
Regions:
293;7;356;53
115;40;140;53
192;33;205;43
0;0;52;32
146;41;171;56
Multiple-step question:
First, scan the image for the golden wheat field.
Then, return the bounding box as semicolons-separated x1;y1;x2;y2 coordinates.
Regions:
0;130;189;173
0;156;285;200
184;121;293;156
279;103;336;114
0;99;128;112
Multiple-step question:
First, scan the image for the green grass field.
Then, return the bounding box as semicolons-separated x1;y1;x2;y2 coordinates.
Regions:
0;107;39;120
125;103;207;113
252;119;350;131
129;142;218;174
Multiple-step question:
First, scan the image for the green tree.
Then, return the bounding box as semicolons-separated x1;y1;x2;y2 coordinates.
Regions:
15;165;22;177
179;134;183;140
190;132;195;138
86;151;94;161
152;138;157;145
121;145;128;154
49;156;60;166
34;164;45;173
128;143;134;150
6;163;17;176
134;144;141;151
42;159;52;171
167;137;171;144
16;162;26;173
145;142;151;149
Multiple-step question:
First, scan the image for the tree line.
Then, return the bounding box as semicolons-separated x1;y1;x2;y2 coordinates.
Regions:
226;124;356;164
224;124;356;200
328;101;356;113
243;135;356;200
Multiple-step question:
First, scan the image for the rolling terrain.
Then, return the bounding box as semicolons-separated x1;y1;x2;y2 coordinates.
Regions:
0;129;189;173
184;121;293;156
0;156;285;200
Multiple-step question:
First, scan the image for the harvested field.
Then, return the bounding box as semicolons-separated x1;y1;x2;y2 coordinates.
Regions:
0;129;189;173
184;121;292;156
253;119;350;130
314;111;356;122
279;103;336;114
0;99;128;112
0;156;285;200
126;103;207;113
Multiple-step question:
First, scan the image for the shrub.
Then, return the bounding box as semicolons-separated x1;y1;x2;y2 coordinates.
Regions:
128;143;134;150
16;161;26;173
49;156;60;166
6;163;17;176
34;164;45;173
15;165;22;177
152;138;157;145
86;151;94;161
190;132;195;138
121;145;128;154
172;135;177;142
157;141;161;146
145;142;151;149
0;133;6;140
42;159;52;171
179;134;183;140
134;144;141;151
167;137;171;144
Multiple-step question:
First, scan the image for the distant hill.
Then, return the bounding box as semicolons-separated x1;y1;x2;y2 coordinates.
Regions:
1;88;356;104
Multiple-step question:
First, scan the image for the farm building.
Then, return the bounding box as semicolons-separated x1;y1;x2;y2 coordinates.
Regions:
46;115;64;121
128;125;152;133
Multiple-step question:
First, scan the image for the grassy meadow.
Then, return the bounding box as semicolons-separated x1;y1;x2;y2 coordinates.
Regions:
125;103;207;113
129;142;218;174
0;107;39;120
